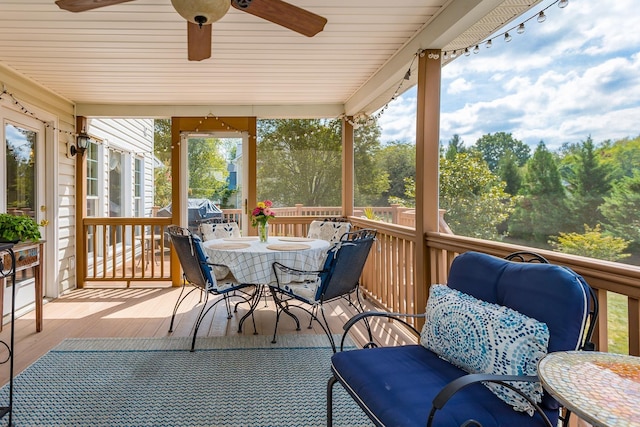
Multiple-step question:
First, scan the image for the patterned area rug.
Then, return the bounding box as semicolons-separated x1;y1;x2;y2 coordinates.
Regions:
0;335;373;427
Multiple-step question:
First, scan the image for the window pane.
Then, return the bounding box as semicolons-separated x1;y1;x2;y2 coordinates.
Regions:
5;123;36;218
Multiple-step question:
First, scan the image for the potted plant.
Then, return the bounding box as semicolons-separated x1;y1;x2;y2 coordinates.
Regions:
0;213;42;243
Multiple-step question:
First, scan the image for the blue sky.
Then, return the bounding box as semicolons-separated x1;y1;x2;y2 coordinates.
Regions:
378;0;640;150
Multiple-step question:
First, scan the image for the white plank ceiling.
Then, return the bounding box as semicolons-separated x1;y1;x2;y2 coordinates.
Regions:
0;0;540;118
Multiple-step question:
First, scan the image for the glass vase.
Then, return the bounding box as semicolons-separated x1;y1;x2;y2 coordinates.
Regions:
258;221;269;243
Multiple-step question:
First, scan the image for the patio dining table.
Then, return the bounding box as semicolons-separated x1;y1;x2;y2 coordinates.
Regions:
202;236;331;286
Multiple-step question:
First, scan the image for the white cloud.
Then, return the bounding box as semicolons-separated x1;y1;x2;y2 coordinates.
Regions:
448;78;472;95
380;0;640;150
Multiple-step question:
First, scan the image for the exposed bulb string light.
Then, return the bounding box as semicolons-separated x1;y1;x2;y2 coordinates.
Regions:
172;113;256;149
340;0;566;130
0;85;78;139
441;0;567;60
340;48;427;128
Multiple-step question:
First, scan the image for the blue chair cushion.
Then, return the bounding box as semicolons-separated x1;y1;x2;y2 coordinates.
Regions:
421;284;549;415
331;345;558;427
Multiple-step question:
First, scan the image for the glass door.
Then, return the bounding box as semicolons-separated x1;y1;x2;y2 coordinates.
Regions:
2;111;45;315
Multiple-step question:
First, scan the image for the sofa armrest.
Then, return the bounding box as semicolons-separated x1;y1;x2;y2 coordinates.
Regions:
340;311;425;351
428;374;553;427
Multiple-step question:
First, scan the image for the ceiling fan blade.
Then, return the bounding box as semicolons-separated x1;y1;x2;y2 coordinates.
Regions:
232;0;327;37
187;22;212;61
55;0;135;13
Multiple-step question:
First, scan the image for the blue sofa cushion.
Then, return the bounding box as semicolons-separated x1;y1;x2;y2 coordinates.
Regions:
421;284;549;415
331;345;558;427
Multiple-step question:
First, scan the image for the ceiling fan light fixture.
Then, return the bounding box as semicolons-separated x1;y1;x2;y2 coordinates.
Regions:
171;0;231;26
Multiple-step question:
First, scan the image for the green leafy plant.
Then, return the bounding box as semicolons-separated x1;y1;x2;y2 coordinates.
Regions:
0;214;42;243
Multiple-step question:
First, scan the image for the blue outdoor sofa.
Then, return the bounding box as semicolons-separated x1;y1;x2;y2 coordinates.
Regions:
327;251;597;427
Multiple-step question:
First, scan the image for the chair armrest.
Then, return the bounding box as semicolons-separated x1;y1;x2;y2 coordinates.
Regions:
428;374;553;427
340;311;424;351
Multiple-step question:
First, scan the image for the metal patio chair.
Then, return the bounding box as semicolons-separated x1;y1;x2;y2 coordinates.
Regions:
270;228;377;352
167;225;260;351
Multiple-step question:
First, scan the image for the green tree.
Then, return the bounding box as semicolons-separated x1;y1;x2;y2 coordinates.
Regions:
600;171;640;245
153;119;172;208
439;152;514;240
599;135;640;181
377;141;415;206
187;137;229;201
354;120;389;206
473;132;531;172
444;134;465;161
257;119;387;207
509;141;570;243
550;224;630;262
496;150;522;196
563;137;611;230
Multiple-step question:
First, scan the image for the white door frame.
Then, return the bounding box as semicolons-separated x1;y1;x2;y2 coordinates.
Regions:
1;101;59;302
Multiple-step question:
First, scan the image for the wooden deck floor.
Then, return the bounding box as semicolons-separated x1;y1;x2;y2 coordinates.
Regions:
0;285;417;386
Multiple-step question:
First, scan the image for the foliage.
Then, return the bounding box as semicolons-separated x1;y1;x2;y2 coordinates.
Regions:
439;152;514;240
444;134;466;161
376;141;415;206
472;132;531;172
362;207;381;220
561;137;612;230
354;119;389;206
599;135;640;181
0;214;42;242
549;224;630;262
496;151;522;196
257;119;387;207
153;119;172;207
251;200;275;226
509;142;570;243
600;171;640;244
187;137;229;201
153;161;172;209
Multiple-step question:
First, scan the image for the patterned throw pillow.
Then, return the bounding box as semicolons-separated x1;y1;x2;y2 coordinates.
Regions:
420;284;549;415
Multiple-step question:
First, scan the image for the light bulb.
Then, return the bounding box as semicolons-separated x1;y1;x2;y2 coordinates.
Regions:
443;51;449;60
486;39;492;48
558;0;568;8
504;32;512;42
517;23;525;34
537;11;546;23
464;48;470;56
450;50;457;58
473;45;480;54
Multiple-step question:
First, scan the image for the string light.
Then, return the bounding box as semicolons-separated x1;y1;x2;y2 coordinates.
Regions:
0;86;78;139
537;11;547;23
173;114;256;149
441;0;567;60
337;0;567;131
341;48;426;128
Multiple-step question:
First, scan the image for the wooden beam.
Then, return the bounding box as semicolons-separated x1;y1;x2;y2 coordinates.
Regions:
415;50;442;324
75;116;88;288
342;117;354;217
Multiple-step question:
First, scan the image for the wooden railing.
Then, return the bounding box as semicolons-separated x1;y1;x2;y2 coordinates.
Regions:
77;213;640;356
81;217;173;286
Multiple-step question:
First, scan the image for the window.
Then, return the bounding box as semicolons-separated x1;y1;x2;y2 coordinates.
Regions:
134;157;143;217
86;141;99;217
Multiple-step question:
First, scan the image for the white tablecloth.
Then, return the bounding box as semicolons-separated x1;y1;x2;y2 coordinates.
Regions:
203;237;330;285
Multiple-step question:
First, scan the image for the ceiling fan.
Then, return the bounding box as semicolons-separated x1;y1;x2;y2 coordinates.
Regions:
54;0;327;61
